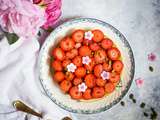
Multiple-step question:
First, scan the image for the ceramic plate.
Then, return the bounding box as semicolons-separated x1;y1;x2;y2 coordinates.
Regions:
38;18;135;114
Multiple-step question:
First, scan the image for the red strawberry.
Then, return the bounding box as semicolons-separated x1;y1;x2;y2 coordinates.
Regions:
51;60;62;71
94;49;107;63
69;86;82;100
94;64;103;77
73;78;82;86
73;56;82;67
62;59;71;68
79;46;91;56
66;49;78;59
53;71;65;82
72;29;84;43
52;48;65;61
112;60;124;73
96;78;106;87
90;43;100;51
75;67;86;78
60;37;75;51
105;82;115;93
92;29;104;42
83;88;92;100
107;47;121;60
84;74;96;88
65;72;75;81
101;38;113;49
92;87;105;98
60;80;72;93
103;62;112;72
109;72;120;83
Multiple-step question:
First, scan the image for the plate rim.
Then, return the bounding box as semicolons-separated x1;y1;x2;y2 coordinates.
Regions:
38;17;135;114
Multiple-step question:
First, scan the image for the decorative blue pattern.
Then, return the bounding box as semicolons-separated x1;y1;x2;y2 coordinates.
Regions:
38;18;135;114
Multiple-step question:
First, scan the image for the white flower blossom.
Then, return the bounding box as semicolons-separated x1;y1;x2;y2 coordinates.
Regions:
78;82;87;92
82;56;91;65
101;71;110;80
66;63;77;72
84;31;93;40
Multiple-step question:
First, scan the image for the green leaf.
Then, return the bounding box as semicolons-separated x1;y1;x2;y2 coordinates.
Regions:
5;32;19;45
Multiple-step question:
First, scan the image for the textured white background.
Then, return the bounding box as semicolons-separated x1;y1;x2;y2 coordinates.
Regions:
61;0;160;120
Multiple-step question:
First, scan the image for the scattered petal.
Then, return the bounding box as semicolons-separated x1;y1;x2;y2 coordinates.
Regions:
82;56;91;65
101;71;110;80
78;82;87;92
148;53;156;62
135;78;144;88
84;31;93;40
66;63;77;72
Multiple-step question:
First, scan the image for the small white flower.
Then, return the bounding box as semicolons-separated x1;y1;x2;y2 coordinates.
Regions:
101;71;110;80
66;63;77;72
78;82;87;92
84;31;94;40
82;56;91;65
75;43;81;48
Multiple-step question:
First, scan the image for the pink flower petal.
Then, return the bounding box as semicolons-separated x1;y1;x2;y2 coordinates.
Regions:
135;78;144;88
148;53;156;62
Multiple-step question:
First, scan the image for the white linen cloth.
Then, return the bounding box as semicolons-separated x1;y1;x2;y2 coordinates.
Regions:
0;32;76;120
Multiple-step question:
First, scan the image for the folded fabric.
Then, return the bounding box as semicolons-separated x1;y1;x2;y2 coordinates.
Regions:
0;34;76;120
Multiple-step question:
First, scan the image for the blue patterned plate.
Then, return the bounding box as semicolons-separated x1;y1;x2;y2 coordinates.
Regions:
38;18;135;114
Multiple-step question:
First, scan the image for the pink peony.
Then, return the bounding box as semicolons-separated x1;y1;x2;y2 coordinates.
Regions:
0;0;45;38
33;0;62;30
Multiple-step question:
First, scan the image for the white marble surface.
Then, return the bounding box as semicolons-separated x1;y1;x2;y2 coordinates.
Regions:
61;0;160;120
